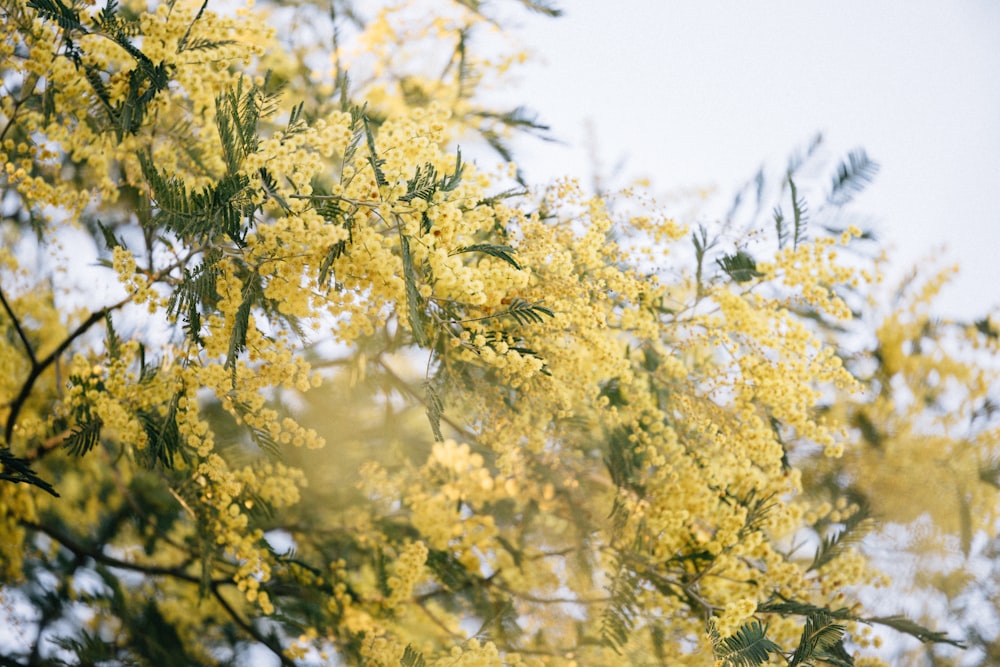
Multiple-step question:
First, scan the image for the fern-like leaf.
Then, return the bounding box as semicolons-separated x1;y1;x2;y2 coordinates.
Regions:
600;557;640;652
399;163;440;203
809;504;874;571
717;250;763;284
0;449;58;496
399;234;428;346
440;148;464;192
339;105;366;186
64;418;103;457
710;619;781;667
104;313;121;360
26;0;83;32
789;612;846;667
363;115;387;188
136;395;181;469
828;149;879;205
424;381;445;442
226;273;261;370
760;595;966;649
867;615;965;648
503;298;553;326
400;644;426;667
788;175;808;248
451;243;521;270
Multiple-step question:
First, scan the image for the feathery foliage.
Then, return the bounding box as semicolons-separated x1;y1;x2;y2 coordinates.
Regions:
709;619;781;667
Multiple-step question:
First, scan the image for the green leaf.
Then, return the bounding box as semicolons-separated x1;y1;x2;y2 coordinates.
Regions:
64;418;103;457
867;615;965;648
104;312;121;360
788;175;809;248
440;148;464;193
136;395;182;469
96;220;124;250
759;595;966;649
167;250;223;345
692;224;715;291
400;644;426;667
363;115;387;188
828;149;879;205
503;298;554;326
231;399;282;460
774;206;788;249
600;556;640;652
424;381;444;442
809;504;874;571
789;613;846;667
709;618;781;667
399;234;428;346
975;317;998;340
226;272;262;373
451;243;521;270
0;449;58;496
27;0;84;32
717;250;763;283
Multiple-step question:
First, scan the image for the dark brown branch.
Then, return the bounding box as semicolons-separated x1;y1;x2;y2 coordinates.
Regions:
20;519;219;585
3;244;205;449
22;518;297;664
4;296;131;445
210;585;297;667
0;286;38;366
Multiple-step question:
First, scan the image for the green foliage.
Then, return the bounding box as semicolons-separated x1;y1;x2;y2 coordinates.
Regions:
717;249;763;283
809;503;874;572
400;150;465;204
788;612;847;667
400;644;426;667
600;555;641;653
500;298;553;326
0;448;59;496
135;393;183;469
828;150;880;206
774;174;809;250
226;270;263;374
4;1;994;665
364;115;388;188
759;595;966;649
166;249;224;345
451;243;522;270
27;0;171;138
400;232;430;347
63;417;103;458
709;619;781;667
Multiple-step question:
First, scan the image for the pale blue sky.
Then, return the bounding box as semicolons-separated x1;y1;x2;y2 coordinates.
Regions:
509;1;1000;318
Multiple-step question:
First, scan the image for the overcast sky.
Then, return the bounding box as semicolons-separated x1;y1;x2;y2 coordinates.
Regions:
507;1;1000;319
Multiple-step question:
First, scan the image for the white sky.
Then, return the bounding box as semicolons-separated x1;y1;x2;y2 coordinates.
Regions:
508;1;1000;319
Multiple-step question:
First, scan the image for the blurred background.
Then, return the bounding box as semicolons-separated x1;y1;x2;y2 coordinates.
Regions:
506;0;1000;319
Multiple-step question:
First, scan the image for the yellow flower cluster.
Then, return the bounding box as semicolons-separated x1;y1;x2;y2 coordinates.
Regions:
385;540;428;611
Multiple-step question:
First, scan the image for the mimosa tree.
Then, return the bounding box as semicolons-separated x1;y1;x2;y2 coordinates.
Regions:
1;0;997;665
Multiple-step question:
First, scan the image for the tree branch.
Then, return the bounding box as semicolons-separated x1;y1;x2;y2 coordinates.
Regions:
22;518;299;664
0;286;38;367
4;295;130;445
211;586;297;667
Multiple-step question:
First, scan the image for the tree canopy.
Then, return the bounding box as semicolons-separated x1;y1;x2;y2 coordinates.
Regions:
1;0;999;665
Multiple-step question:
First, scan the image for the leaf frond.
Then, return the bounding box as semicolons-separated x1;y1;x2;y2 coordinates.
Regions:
451;243;521;270
828;149;879;206
717;250;763;283
710;618;781;667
